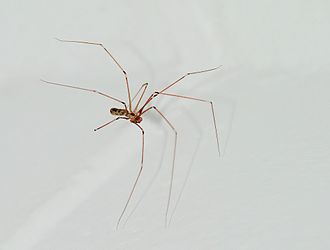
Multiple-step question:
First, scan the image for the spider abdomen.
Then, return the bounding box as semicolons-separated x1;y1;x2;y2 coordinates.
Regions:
110;108;127;116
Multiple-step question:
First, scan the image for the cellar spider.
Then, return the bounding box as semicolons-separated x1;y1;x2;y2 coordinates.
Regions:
41;38;221;229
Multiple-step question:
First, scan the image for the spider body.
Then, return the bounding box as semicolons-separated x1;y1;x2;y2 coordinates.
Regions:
110;107;143;123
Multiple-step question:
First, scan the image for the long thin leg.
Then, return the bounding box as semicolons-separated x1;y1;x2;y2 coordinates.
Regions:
41;79;127;110
143;106;177;226
55;38;132;111
155;92;220;156
94;117;128;131
132;83;148;113
116;123;145;230
137;66;222;113
159;65;222;93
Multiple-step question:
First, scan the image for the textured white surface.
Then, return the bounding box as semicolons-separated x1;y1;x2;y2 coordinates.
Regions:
1;0;330;249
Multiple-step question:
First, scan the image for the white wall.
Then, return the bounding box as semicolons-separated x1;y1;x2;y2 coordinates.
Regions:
1;0;329;249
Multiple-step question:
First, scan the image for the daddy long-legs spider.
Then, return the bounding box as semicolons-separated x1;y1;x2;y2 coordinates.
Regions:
42;38;221;229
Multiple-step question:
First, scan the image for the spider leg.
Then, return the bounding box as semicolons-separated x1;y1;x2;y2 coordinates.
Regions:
116;123;145;230
55;38;133;111
143;106;177;227
132;83;148;112
41;79;127;110
155;92;220;156
159;65;222;93
93;117;128;131
137;65;222;113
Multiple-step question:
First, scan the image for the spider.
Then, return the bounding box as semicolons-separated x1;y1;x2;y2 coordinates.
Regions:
42;38;221;229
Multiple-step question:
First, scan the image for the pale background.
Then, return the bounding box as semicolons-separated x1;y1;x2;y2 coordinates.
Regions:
1;0;330;249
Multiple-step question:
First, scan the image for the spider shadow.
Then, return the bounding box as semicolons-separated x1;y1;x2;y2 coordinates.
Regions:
123;104;204;227
121;42;157;84
123;119;168;227
168;105;203;224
